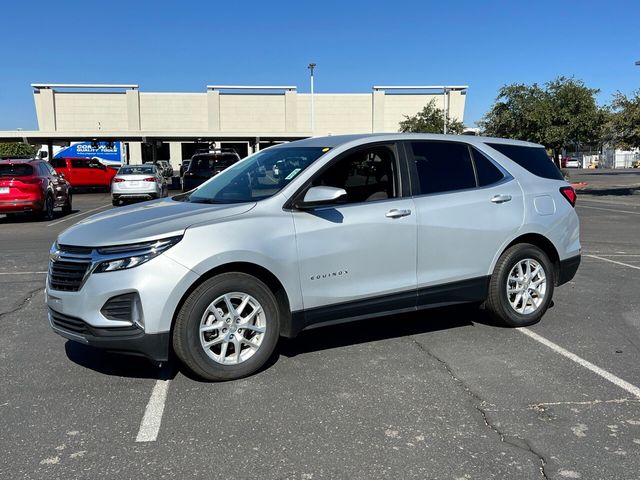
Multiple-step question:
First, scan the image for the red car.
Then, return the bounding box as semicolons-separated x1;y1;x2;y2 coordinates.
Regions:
0;159;72;220
50;157;117;189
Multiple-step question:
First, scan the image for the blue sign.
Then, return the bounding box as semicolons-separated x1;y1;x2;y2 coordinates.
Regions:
55;142;122;166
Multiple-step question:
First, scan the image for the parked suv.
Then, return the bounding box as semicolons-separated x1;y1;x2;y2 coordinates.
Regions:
47;134;580;381
1;159;72;219
182;151;241;191
51;157;117;189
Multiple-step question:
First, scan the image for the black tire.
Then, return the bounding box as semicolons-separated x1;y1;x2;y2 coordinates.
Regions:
38;194;54;221
485;243;555;327
173;273;280;381
112;198;120;207
62;192;72;215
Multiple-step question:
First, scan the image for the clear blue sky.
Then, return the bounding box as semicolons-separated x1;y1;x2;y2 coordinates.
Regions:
1;0;639;131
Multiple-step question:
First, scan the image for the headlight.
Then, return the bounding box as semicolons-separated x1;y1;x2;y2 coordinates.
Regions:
94;236;182;273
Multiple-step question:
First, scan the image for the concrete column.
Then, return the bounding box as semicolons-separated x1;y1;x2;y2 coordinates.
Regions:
38;89;57;131
372;90;385;133
284;90;297;133
128;142;143;164
126;90;141;130
169;142;182;170
207;90;221;131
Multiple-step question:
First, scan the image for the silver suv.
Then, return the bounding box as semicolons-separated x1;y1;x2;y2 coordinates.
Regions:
47;134;581;380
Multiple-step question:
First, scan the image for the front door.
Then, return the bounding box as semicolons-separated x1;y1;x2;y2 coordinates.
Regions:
292;143;417;322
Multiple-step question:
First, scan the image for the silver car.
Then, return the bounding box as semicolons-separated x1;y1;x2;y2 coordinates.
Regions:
47;134;581;381
111;165;167;206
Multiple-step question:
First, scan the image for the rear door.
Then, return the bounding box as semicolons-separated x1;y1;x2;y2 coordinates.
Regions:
70;159;90;186
407;141;524;304
292;143;417;320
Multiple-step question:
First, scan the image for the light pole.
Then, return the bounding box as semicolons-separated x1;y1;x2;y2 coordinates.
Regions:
308;63;316;134
443;87;450;134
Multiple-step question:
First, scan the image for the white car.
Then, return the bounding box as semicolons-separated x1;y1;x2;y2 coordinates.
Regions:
111;165;167;206
48;134;580;381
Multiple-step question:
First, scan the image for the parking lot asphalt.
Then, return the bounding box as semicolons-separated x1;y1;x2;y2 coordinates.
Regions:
1;172;639;480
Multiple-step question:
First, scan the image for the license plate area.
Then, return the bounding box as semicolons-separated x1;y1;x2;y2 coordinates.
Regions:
0;187;9;194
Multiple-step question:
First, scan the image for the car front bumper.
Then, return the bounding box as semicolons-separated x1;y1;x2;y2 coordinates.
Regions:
46;252;199;361
48;308;170;361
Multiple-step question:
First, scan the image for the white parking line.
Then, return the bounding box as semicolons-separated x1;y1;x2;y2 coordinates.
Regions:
47;203;111;227
0;271;46;275
585;254;640;271
135;379;170;442
577;204;640;215
518;328;640;399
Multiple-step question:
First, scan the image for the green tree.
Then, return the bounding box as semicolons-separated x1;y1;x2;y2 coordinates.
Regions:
0;142;39;158
606;90;640;149
399;100;464;134
481;77;605;161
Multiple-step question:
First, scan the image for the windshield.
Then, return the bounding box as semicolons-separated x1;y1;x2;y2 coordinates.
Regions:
182;147;329;204
119;166;155;175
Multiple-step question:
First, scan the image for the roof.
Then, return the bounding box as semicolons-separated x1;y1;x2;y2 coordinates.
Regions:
0;158;37;163
274;133;543;149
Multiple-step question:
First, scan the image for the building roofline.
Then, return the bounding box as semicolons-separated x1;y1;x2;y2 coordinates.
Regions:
372;85;468;91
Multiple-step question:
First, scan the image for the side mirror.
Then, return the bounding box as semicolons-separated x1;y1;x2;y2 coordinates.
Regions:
295;186;347;209
58;173;65;179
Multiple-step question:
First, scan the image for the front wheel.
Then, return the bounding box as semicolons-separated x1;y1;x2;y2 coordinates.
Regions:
485;243;555;327
173;273;280;381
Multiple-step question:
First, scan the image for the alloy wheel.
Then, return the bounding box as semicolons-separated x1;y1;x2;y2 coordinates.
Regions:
199;292;266;365
506;258;547;315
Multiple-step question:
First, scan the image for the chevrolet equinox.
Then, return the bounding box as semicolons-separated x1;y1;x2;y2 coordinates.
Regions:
47;134;581;380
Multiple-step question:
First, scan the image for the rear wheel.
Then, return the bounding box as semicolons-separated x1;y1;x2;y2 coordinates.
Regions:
485;243;554;327
173;273;280;381
38;194;54;221
62;192;72;215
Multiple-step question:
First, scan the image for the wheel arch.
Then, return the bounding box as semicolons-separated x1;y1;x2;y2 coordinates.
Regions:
499;233;561;285
170;261;293;341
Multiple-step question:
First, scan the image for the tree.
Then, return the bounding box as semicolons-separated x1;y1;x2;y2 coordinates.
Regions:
0;142;39;158
606;90;640;150
399;100;464;134
481;77;606;162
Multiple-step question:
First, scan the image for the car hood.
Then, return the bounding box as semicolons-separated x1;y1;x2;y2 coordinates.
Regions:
58;198;256;247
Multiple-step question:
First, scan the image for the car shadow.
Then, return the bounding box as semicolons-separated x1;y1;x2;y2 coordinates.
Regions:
64;341;177;380
279;303;498;358
63;303;526;382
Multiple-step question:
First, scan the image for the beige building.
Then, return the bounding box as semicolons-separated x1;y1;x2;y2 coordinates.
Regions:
4;83;467;167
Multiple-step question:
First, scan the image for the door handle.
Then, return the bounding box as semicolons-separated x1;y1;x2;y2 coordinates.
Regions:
491;194;512;204
385;209;412;219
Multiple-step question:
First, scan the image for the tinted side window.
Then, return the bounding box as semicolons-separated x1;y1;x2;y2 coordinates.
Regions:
44;162;57;176
312;146;397;204
471;148;505;186
410;141;476;195
50;158;66;168
71;159;89;168
487;143;563;181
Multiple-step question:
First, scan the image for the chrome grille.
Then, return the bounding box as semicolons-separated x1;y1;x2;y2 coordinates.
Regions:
49;245;93;292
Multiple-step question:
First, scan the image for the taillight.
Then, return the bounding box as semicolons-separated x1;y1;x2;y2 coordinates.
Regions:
143;177;156;182
560;186;576;207
113;177;125;183
20;177;42;184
